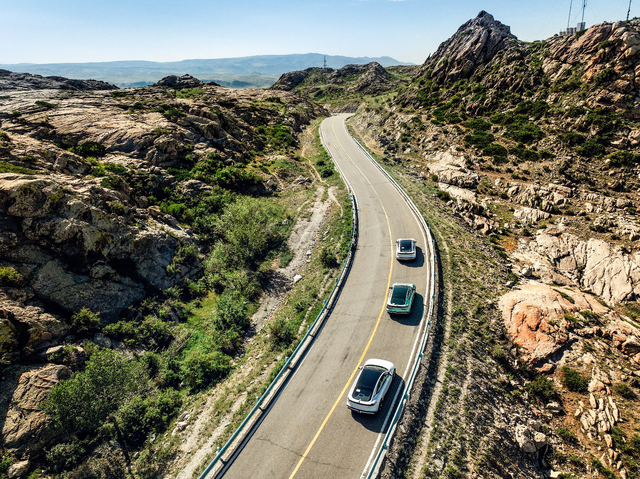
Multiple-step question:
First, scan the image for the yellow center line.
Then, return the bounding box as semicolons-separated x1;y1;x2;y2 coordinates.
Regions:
287;116;395;479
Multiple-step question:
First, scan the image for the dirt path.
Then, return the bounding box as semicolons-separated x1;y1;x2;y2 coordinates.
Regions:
252;185;336;332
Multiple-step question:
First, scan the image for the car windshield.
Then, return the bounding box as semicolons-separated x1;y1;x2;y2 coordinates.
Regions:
391;285;409;305
399;240;413;252
352;366;385;401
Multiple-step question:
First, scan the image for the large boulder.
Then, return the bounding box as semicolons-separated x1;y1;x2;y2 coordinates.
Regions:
0;293;69;363
0;364;71;454
499;282;609;364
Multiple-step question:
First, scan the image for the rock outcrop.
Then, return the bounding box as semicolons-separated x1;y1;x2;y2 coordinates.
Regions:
0;363;70;454
271;62;399;97
514;228;640;304
0;172;198;322
0;69;118;91
155;74;215;88
499;282;609;364
0;292;69;364
417;11;517;84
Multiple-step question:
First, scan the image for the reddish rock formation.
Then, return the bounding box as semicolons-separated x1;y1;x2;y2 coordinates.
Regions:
499;282;608;364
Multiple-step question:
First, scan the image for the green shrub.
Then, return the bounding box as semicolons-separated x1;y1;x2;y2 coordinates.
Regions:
320;246;338;268
42;348;149;434
69;141;106;157
490;345;507;362
269;317;296;349
255;123;296;151
607;151;640;168
562;366;588;393
319;165;334;178
613;382;636;399
557;426;577;443
116;389;181;447
0;452;13;475
464;131;495;149
162;107;186;119
592;68;616;86
180;349;231;390
504;121;544;144
463;118;492;131
436;189;451;202
590;457;615;479
526;376;556;401
576;138;605;157
103;316;173;349
46;441;86;472
100;175;126;190
70;307;101;334
510;144;539;162
482;143;508;162
211;293;250;332
559;131;585;147
35;100;57;110
514;100;549;119
0;162;40;175
0;265;23;286
175;87;205;99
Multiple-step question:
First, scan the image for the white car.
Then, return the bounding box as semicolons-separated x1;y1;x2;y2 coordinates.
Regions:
395;238;417;260
346;358;396;414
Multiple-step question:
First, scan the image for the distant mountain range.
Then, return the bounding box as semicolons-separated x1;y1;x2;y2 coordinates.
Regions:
0;54;411;88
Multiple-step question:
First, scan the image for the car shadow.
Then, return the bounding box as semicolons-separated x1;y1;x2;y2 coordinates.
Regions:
388;293;424;327
398;246;425;268
350;375;406;433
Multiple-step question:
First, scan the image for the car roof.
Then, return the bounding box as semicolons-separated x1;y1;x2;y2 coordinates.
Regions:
391;285;410;303
363;358;395;371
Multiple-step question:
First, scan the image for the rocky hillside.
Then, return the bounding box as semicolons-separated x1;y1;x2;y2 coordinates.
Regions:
0;75;328;476
0;69;118;92
346;11;640;479
271;61;415;104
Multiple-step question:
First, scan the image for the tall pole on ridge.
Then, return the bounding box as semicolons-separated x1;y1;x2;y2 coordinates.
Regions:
567;0;573;30
627;0;632;21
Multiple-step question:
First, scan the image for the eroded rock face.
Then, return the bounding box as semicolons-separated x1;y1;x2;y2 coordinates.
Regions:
0;173;198;321
418;11;516;84
514;228;640;304
0;292;69;363
0;363;70;454
499;282;609;364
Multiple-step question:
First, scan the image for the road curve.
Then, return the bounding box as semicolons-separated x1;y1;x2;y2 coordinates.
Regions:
219;114;431;478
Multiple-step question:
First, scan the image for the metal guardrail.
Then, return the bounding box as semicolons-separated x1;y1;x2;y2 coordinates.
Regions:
198;130;359;479
349;136;437;479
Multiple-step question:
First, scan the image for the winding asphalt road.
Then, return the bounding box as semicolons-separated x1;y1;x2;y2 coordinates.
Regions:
219;114;431;478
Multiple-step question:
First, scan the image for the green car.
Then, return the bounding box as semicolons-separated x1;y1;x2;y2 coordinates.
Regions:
386;283;416;315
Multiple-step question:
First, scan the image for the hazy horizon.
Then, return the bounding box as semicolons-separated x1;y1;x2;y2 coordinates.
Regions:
2;0;636;66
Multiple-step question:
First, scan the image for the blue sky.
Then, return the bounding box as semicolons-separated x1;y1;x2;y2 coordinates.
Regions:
0;0;635;65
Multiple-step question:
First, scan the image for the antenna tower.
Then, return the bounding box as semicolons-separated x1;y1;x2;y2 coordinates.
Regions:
580;0;587;24
323;56;327;69
567;0;573;30
628;0;632;21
